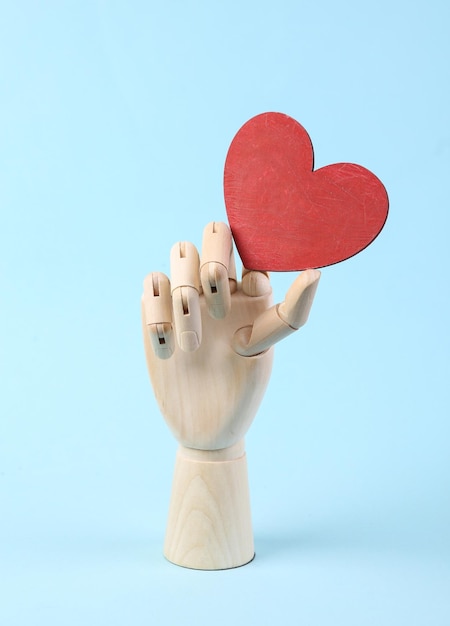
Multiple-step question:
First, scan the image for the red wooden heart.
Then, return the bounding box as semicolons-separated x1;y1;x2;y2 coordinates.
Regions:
224;112;389;271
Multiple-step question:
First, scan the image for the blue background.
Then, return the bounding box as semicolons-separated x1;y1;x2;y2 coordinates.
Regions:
1;1;449;624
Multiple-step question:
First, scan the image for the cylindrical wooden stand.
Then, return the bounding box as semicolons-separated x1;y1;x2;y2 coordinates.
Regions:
164;441;254;570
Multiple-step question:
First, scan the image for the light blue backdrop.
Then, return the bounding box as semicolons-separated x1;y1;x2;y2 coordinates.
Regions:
1;1;449;624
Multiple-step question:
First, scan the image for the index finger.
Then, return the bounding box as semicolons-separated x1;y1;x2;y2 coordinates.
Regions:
200;222;235;319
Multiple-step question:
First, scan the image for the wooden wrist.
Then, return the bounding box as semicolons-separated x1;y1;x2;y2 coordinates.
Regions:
164;439;254;570
177;439;245;462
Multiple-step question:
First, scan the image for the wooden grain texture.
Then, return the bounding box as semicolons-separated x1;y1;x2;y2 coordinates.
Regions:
164;444;254;570
224;112;389;271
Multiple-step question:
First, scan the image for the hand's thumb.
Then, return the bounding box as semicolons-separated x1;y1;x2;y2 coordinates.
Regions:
278;269;321;329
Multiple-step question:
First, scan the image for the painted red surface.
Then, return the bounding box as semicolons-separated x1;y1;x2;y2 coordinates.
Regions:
224;112;389;271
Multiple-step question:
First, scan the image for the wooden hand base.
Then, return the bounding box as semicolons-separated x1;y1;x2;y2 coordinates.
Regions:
164;441;254;570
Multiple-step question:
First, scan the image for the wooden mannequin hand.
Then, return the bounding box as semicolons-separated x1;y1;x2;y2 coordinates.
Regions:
142;222;320;569
142;222;320;452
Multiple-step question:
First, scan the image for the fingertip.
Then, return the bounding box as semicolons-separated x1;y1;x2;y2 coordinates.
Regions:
147;322;175;359
200;221;233;272
179;330;200;352
142;272;172;326
241;270;272;297
302;268;321;285
200;221;235;318
279;269;321;330
170;241;201;291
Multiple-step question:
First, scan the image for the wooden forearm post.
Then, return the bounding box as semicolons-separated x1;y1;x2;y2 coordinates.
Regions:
164;441;254;570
